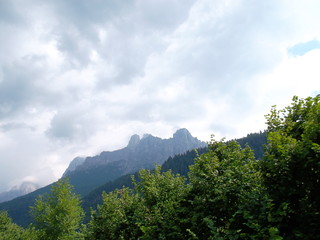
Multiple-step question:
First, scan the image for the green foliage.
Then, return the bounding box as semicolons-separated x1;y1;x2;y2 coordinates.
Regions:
30;178;84;240
86;187;142;240
81;148;207;219
161;148;208;176
261;95;320;239
134;166;190;239
0;210;25;239
0;184;53;227
0;211;37;240
86;166;189;239
187;139;277;239
235;131;267;159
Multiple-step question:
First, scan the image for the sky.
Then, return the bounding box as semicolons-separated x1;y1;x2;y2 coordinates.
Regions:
0;0;320;192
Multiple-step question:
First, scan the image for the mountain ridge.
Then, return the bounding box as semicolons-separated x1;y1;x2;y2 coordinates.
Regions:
0;130;267;227
0;182;39;204
65;128;207;196
69;128;203;173
0;128;207;226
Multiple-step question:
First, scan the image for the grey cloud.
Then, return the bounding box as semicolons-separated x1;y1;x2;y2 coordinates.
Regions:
133;0;196;31
0;62;40;118
46;106;100;142
174;2;283;86
54;29;94;68
0;1;24;25
0;54;59;119
51;0;131;29
46;111;83;141
145;0;290;119
46;0;196;84
45;0;133;68
0;122;35;132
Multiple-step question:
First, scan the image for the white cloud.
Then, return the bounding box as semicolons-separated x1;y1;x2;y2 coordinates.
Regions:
0;0;320;191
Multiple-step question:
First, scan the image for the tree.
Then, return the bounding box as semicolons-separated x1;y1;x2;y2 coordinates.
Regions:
187;139;276;239
0;210;37;240
133;165;190;239
30;178;84;240
0;210;25;239
260;95;320;239
86;187;142;240
86;166;189;240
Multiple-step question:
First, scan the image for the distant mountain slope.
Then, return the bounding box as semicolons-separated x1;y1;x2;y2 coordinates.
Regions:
0;183;53;227
81;147;208;217
0;130;267;227
62;157;85;177
80;132;267;217
235;131;267;159
0;128;206;227
0;182;39;204
66;128;206;196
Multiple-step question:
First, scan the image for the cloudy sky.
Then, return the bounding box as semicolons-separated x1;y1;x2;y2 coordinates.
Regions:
0;0;320;192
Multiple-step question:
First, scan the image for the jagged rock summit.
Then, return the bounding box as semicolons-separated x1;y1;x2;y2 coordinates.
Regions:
127;134;140;149
64;128;205;176
62;157;85;177
62;128;206;196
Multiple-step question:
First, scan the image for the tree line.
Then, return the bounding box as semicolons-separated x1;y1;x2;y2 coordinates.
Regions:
1;95;319;239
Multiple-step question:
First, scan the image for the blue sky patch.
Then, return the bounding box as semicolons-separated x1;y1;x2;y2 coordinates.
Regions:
288;39;320;57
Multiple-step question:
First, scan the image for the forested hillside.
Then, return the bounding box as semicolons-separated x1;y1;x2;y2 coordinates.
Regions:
1;96;319;239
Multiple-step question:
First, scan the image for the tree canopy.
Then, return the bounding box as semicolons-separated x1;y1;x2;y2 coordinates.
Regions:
260;95;320;239
30;178;84;240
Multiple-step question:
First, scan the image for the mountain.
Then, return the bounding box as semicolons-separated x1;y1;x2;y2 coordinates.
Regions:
0;183;53;227
235;131;267;159
0;130;267;227
80;131;267;216
0;128;206;226
62;157;85;177
80;132;267;219
65;128;207;196
0;182;38;204
81;147;209;217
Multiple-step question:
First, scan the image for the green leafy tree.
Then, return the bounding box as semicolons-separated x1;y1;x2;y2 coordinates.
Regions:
86;166;189;240
30;178;84;240
187;139;277;239
1;210;25;239
260;95;320;239
86;187;142;240
133;165;190;239
0;211;37;240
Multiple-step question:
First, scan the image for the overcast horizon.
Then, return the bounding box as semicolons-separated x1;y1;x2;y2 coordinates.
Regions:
1;0;320;192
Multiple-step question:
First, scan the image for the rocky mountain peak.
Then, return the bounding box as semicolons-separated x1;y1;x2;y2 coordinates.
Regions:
0;182;39;203
173;128;192;139
62;157;85;177
63;128;207;180
127;134;140;148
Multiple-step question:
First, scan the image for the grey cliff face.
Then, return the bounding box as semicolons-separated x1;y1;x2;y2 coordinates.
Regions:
62;129;207;196
62;157;85;177
127;134;140;149
65;128;206;176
